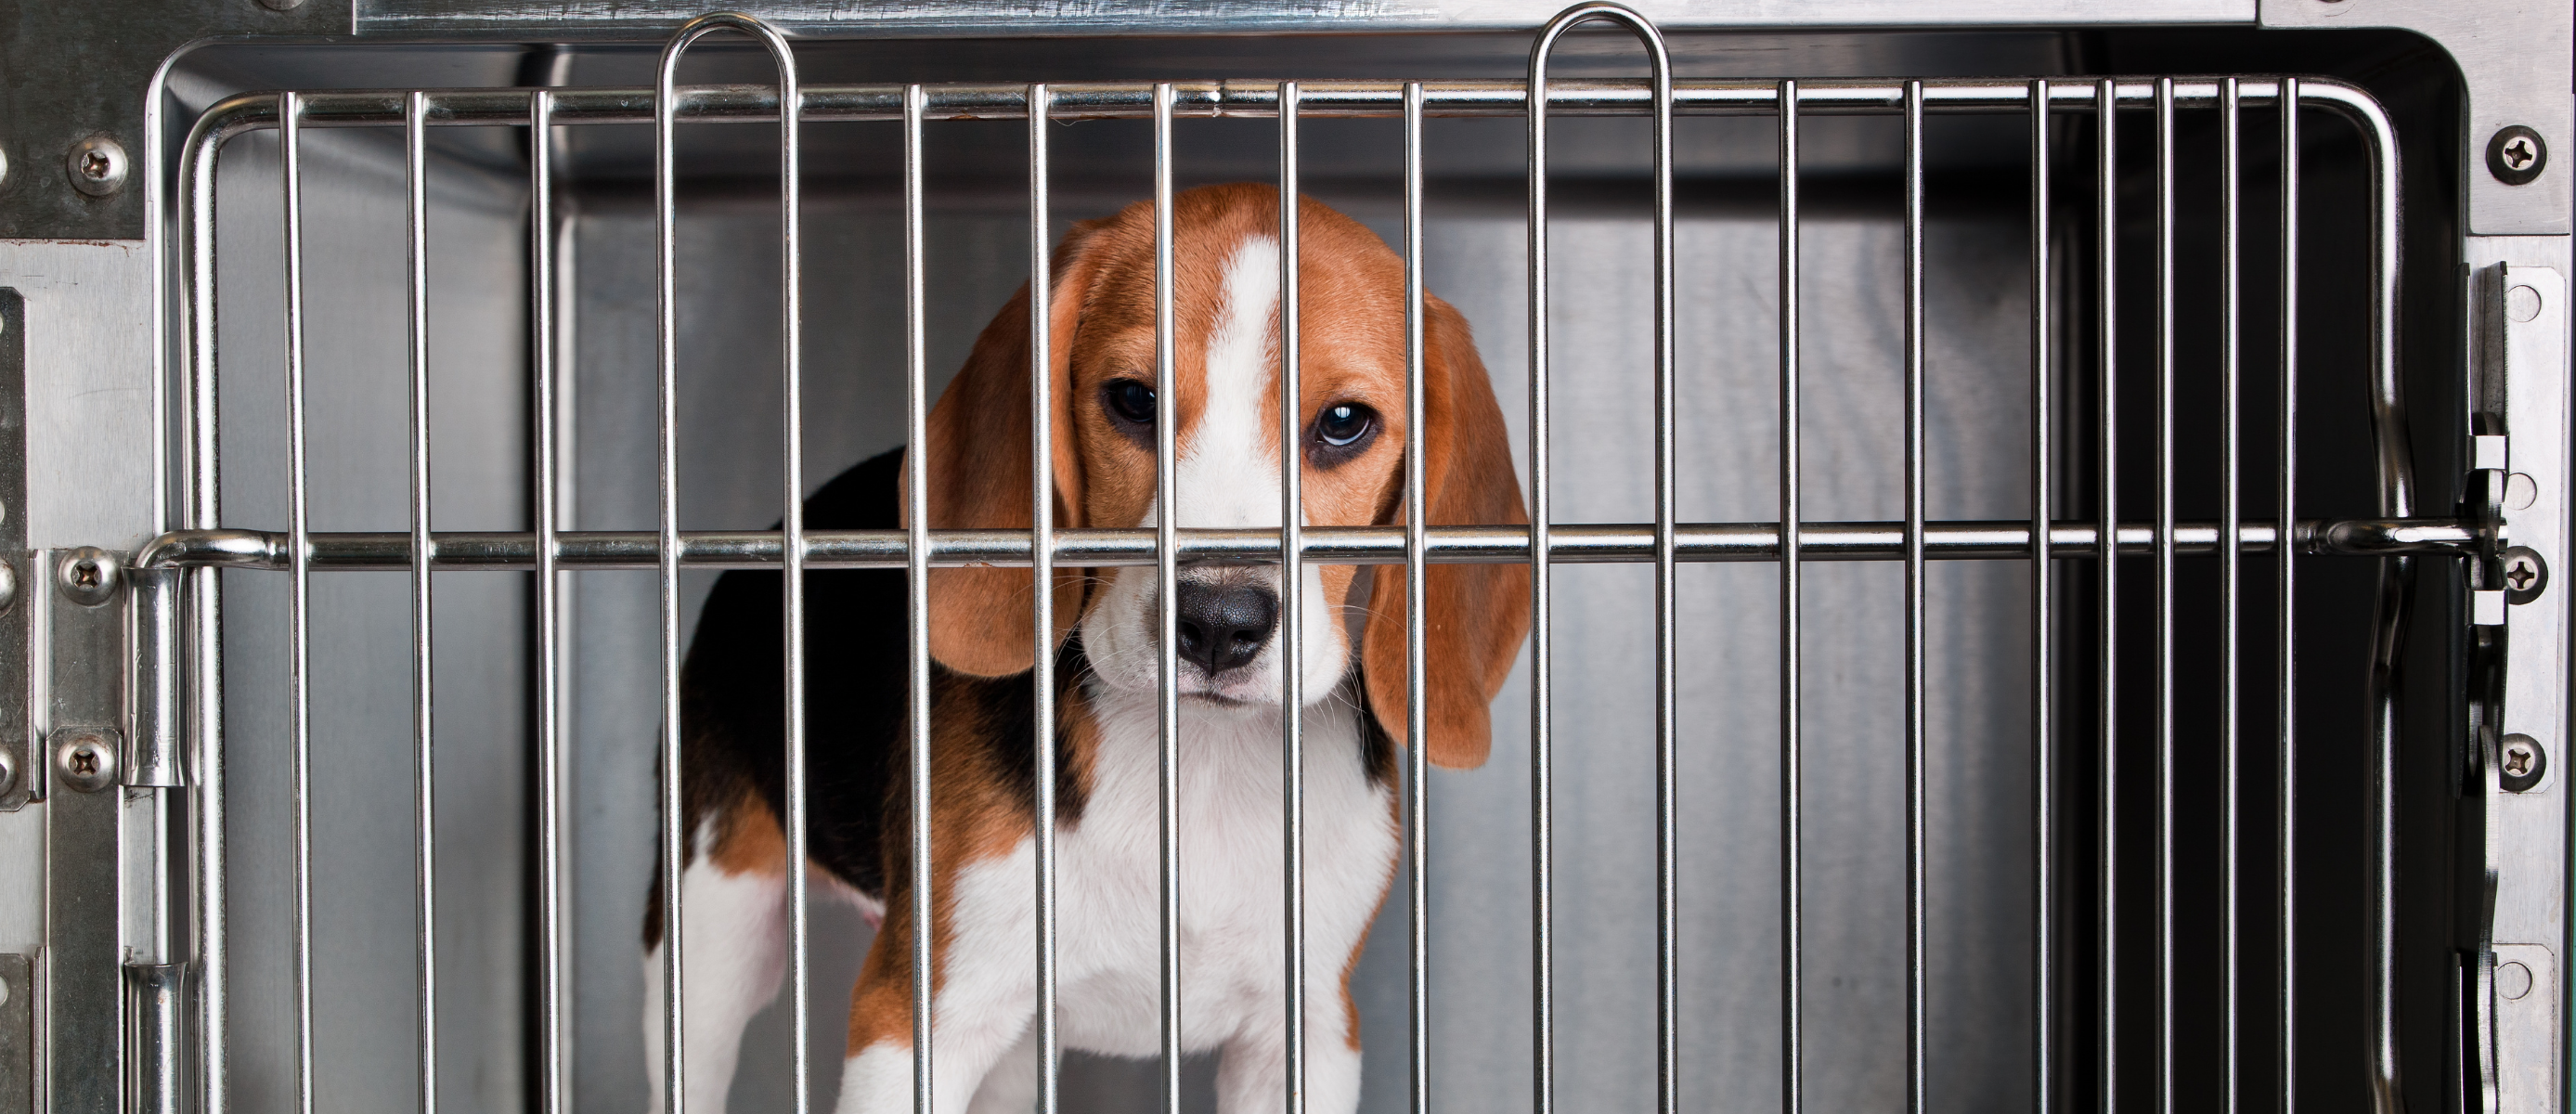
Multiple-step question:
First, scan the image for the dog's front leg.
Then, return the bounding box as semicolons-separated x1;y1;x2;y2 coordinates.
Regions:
1214;994;1366;1114
833;915;1032;1114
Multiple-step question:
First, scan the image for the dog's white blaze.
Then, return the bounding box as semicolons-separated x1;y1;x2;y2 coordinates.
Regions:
1087;234;1347;703
833;687;1391;1113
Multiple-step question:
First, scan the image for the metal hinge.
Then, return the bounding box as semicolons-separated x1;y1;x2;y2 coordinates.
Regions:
2468;261;2568;1113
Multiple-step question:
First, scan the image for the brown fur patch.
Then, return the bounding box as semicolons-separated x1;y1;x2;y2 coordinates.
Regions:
707;789;789;877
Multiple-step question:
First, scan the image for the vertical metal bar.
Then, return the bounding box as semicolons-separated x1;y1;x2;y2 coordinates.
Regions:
1778;75;1804;1114
903;81;936;1114
1401;78;1431;1114
2093;75;2119;1114
2273;76;2298;1114
1901;76;1927;1114
1645;44;1677;1114
1523;39;1557;1114
652;32;690;1114
2335;77;2412;1114
404;87;439;1114
2152;75;2177;1114
1277;78;1307;1114
1152;79;1183;1114
1524;17;1670;1110
2027;78;2054;1114
528;85;568;1114
775;45;811;1114
278;88;319;1114
179;101;230;1114
1029;80;1061;1114
2216;75;2242;1114
657;22;808;1114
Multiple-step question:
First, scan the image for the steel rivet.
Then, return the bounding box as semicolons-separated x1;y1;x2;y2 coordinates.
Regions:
2501;733;2546;793
57;547;119;606
65;136;128;198
2506;284;2543;323
2501;546;2547;605
0;747;15;797
54;731;118;794
0;144;10;189
2498;960;2536;1001
257;0;309;10
2487;125;2547;187
0;559;16;615
2505;472;2539;512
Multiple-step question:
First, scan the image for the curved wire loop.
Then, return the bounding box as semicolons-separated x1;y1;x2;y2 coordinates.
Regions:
1524;6;1674;1114
652;12;808;1114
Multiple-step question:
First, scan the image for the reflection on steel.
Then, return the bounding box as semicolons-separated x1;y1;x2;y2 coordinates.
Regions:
2092;74;2118;1113
1150;79;1182;1114
278;87;320;1114
1276;76;1307;1114
1901;75;1927;1114
2273;76;2298;1114
2026;77;2053;1114
903;77;936;1114
403;86;438;1114
1029;78;1063;1114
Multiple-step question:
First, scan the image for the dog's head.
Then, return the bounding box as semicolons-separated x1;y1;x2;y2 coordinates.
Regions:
906;182;1528;768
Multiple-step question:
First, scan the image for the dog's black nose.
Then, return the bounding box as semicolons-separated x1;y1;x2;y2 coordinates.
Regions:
1174;580;1277;675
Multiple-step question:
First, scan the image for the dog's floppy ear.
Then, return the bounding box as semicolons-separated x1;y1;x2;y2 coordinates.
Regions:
1361;295;1532;769
902;226;1102;678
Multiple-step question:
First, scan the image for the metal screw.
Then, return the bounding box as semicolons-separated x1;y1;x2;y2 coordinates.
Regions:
257;0;309;10
2501;733;2546;793
65;136;128;198
0;746;15;797
0;143;10;189
2487;125;2547;187
54;731;118;793
2501;546;2548;605
0;558;16;615
57;547;120;606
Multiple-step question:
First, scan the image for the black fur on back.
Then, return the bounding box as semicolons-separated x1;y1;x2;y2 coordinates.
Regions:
652;448;1086;946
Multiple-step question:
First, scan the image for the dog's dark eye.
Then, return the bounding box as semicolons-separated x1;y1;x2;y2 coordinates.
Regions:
1314;402;1375;447
1103;380;1157;426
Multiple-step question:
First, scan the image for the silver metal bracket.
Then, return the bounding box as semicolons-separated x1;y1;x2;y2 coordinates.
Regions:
2260;0;2572;235
43;546;128;1114
2470;259;2568;1111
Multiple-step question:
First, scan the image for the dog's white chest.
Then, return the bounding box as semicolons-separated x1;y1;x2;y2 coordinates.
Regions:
939;687;1399;1058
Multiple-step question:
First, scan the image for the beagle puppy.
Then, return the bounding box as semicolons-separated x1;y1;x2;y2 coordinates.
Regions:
644;182;1530;1114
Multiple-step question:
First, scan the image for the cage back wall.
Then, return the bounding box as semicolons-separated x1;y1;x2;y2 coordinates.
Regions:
0;3;2566;1114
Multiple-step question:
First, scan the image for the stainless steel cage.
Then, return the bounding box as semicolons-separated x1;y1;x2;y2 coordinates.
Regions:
0;2;2567;1113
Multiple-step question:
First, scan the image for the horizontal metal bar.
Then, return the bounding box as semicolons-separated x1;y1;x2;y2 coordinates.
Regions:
351;0;2257;39
133;517;2474;572
188;76;2332;137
